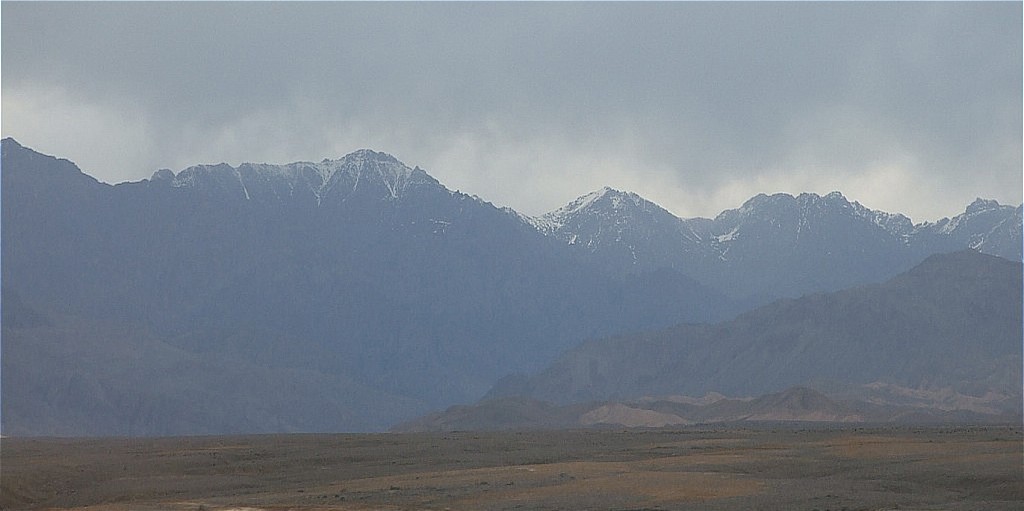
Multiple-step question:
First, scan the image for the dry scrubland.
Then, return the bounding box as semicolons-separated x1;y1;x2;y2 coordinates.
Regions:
2;425;1021;511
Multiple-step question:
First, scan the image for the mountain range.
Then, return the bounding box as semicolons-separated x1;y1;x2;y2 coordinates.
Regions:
2;138;1020;434
532;186;1021;301
404;250;1022;431
486;250;1022;404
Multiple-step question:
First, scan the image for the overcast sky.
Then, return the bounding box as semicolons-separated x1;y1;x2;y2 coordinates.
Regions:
3;2;1021;221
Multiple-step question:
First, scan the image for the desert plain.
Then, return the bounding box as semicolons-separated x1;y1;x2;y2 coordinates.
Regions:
2;424;1021;511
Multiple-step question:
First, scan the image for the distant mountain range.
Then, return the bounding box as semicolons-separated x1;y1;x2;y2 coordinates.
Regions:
486;250;1021;404
2;138;1020;435
529;185;1021;301
393;384;1019;433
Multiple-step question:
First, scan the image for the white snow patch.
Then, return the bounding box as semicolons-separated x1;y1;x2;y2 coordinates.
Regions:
716;227;739;243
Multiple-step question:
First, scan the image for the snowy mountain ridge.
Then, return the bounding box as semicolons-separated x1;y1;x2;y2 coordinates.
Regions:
12;135;1017;277
538;187;1019;261
158;149;440;205
527;184;1020;299
142;144;1017;254
525;187;650;233
139;144;1020;280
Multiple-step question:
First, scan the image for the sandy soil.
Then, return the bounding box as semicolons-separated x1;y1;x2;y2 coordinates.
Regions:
2;425;1021;510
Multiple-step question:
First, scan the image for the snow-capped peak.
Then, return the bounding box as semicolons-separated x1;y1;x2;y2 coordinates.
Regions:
164;149;438;205
560;187;657;215
531;187;658;233
927;198;1013;236
564;187;618;213
315;149;432;200
713;191;915;239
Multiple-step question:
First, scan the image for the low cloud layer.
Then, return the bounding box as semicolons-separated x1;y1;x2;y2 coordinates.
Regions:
3;2;1020;221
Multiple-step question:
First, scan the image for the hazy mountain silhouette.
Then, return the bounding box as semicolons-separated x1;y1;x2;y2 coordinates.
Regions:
488;250;1022;412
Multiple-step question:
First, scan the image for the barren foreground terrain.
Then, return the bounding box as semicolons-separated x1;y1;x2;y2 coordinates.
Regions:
2;425;1021;511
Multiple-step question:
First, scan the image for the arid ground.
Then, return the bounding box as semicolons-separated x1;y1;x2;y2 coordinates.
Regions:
2;425;1021;511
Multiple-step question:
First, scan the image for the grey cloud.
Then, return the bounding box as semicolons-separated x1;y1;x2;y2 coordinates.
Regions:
2;2;1020;221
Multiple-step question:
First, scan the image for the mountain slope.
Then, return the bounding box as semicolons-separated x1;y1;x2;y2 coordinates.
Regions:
489;250;1022;407
698;191;922;299
1;297;427;436
1;139;738;434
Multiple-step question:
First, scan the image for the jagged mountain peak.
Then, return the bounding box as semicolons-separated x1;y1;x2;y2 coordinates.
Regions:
174;162;233;175
926;197;1017;234
319;148;417;179
316;148;411;181
717;190;914;236
913;198;1023;260
965;197;1006;214
735;191;851;213
798;190;848;204
314;149;437;200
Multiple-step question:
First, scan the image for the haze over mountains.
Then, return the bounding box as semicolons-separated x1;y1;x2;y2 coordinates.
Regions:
400;249;1022;432
2;138;1020;435
486;251;1021;401
529;185;1021;300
